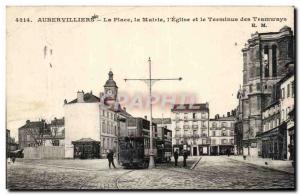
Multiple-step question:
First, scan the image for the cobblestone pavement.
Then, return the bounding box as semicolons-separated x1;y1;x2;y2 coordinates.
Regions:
7;156;295;190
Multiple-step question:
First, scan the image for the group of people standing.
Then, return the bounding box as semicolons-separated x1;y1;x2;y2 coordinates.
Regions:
173;149;189;167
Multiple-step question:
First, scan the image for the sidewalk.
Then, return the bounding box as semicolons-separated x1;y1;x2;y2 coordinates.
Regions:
226;155;294;174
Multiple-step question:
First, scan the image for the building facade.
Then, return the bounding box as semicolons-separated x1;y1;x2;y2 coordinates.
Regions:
209;113;235;155
236;26;294;157
18;118;64;149
260;101;282;159
279;72;294;160
171;103;209;156
64;71;131;158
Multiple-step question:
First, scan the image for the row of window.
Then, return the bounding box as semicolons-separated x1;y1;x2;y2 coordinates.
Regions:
263;118;280;132
175;139;208;145
175;112;208;120
175;132;208;137
211;139;234;145
281;80;295;99
102;121;117;135
211;121;234;128
102;110;117;120
263;106;293;132
102;137;116;150
210;130;234;137
174;138;234;145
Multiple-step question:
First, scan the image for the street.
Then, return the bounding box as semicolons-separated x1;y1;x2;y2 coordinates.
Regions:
7;156;294;190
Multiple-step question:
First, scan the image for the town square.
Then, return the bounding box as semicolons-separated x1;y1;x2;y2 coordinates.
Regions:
6;6;295;190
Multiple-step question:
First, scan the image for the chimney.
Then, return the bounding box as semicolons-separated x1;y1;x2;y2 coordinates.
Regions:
77;90;84;103
227;112;230;117
26;120;30;124
99;92;104;101
64;99;67;104
144;115;147;120
215;115;218;119
123;107;126;112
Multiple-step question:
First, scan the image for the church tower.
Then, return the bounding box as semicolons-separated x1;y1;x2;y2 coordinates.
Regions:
103;70;118;100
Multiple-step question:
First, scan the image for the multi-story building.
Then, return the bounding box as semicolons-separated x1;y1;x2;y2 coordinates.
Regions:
171;103;209;156
258;64;294;160
279;70;294;160
209;112;235;155
18;118;64;149
236;26;294;157
259;87;282;159
18;119;48;149
64;71;131;158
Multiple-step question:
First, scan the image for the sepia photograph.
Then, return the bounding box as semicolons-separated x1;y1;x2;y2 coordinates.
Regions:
5;6;295;190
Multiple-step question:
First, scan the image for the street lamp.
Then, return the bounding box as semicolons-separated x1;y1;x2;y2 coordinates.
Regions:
124;57;182;169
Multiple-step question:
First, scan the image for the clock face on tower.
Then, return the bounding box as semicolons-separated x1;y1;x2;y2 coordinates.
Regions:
107;89;112;95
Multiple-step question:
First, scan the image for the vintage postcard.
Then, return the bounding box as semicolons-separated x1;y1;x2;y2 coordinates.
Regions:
6;6;295;190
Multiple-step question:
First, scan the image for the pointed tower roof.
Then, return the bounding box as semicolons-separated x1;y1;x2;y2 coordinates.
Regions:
104;70;118;88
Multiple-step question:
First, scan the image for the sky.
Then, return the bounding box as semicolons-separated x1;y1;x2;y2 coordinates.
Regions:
6;6;294;140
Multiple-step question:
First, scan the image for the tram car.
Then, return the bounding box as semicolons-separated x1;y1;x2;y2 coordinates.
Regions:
154;127;172;163
118;117;157;168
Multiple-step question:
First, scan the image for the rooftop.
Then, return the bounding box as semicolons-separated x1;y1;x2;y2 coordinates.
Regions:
72;138;100;143
19;120;47;129
210;116;236;121
152;118;172;125
67;92;100;104
171;103;209;112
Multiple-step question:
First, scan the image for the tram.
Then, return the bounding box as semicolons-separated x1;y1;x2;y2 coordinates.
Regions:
118;117;173;168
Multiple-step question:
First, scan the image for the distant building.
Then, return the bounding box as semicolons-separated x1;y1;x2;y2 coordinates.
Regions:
171;103;209;156
18;118;65;149
236;26;294;157
18;119;47;149
209;112;235;155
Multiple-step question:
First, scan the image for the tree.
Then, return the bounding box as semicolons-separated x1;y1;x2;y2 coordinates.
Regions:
26;120;48;146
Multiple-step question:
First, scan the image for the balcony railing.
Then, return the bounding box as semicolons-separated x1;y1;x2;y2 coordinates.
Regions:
183;125;190;129
192;125;198;129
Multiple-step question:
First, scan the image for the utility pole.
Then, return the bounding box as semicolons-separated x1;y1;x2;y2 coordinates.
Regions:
124;57;182;169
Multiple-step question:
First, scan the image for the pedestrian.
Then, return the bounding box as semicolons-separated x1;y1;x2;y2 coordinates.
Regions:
227;148;230;157
183;150;188;167
12;156;16;163
174;149;179;166
107;150;116;169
